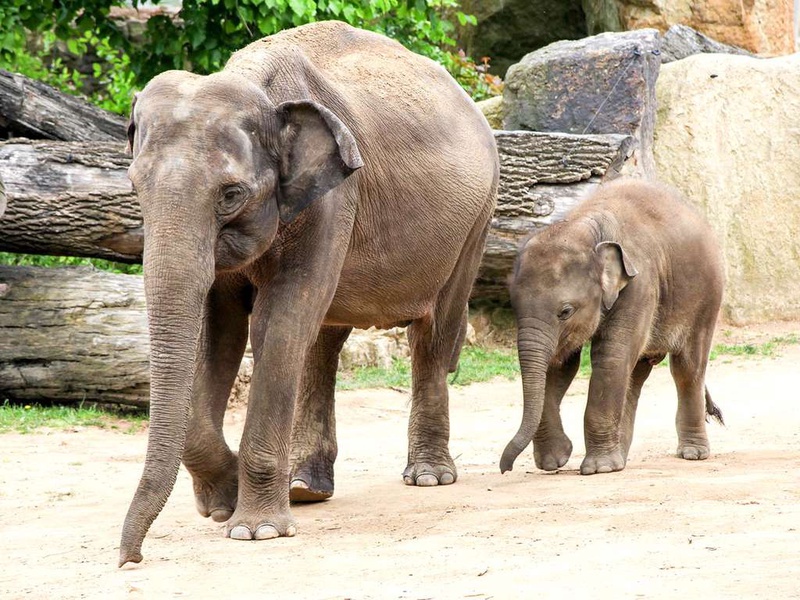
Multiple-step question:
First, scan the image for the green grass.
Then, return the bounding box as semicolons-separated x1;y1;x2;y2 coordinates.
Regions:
710;334;800;360
0;252;142;275
0;400;148;434
336;346;520;391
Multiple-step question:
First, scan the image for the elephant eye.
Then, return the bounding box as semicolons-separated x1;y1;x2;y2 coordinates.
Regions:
217;184;249;217
558;304;575;320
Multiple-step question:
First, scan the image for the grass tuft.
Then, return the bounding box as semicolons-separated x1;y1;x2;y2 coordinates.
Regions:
0;400;148;434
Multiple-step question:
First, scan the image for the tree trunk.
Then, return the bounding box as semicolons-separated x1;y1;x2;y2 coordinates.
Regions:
0;131;632;299
0;69;127;142
0;265;150;407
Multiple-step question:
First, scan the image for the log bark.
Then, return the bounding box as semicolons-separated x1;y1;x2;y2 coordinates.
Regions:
0;265;150;407
0;139;142;262
0;69;127;142
0;131;632;299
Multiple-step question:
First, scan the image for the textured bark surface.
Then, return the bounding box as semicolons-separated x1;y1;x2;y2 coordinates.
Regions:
503;29;661;178
0;139;142;262
0;170;5;218
0;69;127;142
0;265;150;406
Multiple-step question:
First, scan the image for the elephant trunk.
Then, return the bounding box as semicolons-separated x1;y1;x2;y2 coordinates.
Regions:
500;321;555;473
119;220;214;567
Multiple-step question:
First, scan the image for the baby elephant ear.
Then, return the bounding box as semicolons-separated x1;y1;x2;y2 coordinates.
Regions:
275;100;364;223
596;241;638;310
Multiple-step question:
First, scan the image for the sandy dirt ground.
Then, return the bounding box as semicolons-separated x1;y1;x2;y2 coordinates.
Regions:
1;323;799;599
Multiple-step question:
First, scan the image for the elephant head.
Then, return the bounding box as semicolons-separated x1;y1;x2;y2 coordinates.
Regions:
499;228;638;473
120;70;363;565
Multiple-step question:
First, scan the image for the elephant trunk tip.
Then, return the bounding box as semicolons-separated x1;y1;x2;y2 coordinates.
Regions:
499;440;526;474
118;547;143;568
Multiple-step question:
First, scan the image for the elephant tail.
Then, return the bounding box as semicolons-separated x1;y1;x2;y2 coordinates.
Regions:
704;386;725;426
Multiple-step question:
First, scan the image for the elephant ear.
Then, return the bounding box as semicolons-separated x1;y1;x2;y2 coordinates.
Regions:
126;93;138;155
275;100;364;223
596;241;638;310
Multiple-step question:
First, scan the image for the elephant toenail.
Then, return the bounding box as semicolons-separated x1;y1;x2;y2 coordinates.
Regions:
403;476;415;486
229;525;253;540
254;525;280;540
439;473;455;485
416;474;439;486
286;525;297;537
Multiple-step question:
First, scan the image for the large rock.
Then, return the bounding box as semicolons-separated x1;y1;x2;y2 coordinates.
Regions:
597;0;796;56
503;29;661;178
654;53;800;324
660;24;753;62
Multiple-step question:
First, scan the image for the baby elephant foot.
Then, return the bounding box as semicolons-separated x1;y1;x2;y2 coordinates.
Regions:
402;461;457;487
533;434;573;471
580;448;626;475
226;507;297;541
191;468;239;523
290;456;335;503
677;442;710;460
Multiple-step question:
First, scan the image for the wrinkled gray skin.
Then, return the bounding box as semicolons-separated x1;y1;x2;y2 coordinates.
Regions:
500;179;724;477
121;22;498;566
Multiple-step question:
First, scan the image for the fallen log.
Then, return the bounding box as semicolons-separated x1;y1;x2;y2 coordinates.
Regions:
0;131;632;299
0;265;150;407
0;69;127;142
0;139;141;262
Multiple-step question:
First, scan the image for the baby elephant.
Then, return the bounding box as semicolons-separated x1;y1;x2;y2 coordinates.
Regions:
501;178;724;476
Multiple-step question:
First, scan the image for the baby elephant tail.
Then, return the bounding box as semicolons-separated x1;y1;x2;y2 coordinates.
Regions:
705;387;725;426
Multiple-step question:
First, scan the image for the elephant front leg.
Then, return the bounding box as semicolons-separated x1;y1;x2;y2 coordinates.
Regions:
580;339;640;475
534;350;580;471
226;323;303;541
290;325;352;502
183;276;250;523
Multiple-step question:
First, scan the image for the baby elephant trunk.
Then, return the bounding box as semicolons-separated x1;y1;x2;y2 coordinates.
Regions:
500;326;554;473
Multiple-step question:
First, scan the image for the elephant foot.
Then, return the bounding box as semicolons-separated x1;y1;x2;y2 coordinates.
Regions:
534;434;573;471
580;448;626;475
225;506;297;541
402;461;457;487
191;467;239;522
677;442;710;460
290;454;334;502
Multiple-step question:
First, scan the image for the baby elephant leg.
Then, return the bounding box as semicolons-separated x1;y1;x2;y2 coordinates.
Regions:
534;350;580;471
669;351;712;460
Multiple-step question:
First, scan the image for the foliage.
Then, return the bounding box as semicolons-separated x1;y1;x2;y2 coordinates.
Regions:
0;28;137;115
0;400;147;434
0;252;143;275
0;0;500;109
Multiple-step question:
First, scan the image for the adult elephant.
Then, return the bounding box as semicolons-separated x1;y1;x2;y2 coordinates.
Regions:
120;21;498;566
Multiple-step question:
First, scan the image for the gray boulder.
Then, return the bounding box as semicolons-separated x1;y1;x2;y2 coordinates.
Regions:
661;24;753;63
502;29;661;178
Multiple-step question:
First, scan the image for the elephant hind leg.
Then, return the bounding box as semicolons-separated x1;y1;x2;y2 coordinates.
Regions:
619;356;660;461
289;325;352;502
670;345;713;460
403;215;492;487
